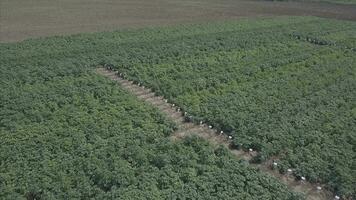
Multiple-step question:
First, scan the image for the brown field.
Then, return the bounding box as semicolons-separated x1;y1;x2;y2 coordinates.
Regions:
1;0;356;42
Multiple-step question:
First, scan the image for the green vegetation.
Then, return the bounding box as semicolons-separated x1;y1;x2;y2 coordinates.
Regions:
1;16;355;199
0;20;304;199
100;17;355;197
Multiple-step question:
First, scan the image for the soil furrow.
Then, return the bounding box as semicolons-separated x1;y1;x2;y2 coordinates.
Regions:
96;67;333;200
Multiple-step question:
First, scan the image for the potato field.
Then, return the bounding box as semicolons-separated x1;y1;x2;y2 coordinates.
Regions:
103;17;356;197
0;46;301;199
1;16;355;199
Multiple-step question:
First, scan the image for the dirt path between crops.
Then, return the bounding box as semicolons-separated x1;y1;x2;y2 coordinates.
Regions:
96;67;334;200
1;0;356;42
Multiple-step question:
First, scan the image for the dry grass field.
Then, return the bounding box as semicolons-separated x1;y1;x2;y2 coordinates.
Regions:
1;0;356;42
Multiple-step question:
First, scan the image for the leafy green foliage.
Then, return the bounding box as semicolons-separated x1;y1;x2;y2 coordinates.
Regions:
0;19;308;199
0;74;301;199
94;17;355;197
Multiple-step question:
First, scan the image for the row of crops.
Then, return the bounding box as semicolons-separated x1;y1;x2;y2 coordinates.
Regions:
0;50;302;198
98;18;355;197
0;51;303;200
0;16;354;199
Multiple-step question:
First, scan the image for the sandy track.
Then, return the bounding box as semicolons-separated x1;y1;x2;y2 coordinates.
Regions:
97;67;334;200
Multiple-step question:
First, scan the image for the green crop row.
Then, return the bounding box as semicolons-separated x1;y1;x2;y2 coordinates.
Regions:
0;17;314;200
1;16;354;199
98;18;355;197
0;51;301;199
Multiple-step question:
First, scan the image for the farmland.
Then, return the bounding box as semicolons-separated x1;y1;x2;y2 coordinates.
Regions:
267;0;356;5
1;8;355;200
1;0;356;42
101;17;356;197
0;48;301;199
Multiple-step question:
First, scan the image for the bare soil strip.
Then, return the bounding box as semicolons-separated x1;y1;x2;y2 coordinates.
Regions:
96;67;333;200
2;0;356;42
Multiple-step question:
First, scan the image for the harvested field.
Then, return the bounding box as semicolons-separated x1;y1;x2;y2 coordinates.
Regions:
1;0;356;42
